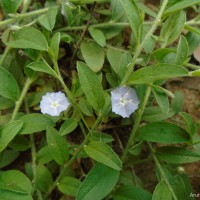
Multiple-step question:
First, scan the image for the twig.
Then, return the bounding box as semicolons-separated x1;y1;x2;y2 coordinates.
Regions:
70;2;96;67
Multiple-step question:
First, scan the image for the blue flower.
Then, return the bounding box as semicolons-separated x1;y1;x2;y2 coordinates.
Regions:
40;92;70;116
111;86;140;118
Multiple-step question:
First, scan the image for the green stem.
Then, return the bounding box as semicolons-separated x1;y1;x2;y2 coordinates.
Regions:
121;86;151;163
53;61;93;136
45;115;103;197
21;0;32;13
120;0;169;85
55;19;199;33
30;134;37;190
148;143;178;200
0;6;58;28
10;78;33;122
0;47;11;66
186;63;200;70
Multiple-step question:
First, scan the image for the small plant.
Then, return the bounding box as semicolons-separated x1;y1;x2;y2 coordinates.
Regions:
0;0;200;199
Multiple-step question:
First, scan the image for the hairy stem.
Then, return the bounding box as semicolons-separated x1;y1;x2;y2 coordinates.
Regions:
45;114;103;197
10;78;33;122
0;6;58;27
148;143;178;200
120;0;169;85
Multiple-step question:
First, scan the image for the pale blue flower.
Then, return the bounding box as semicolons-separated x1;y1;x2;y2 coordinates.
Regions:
40;92;70;116
111;86;140;118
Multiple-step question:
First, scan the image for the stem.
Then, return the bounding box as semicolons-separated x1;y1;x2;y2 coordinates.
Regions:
186;63;200;70
148;143;178;200
121;85;151;163
30;134;37;190
0;47;11;66
53;61;93;136
45;115;103;197
10;78;33;122
0;6;58;28
120;0;169;85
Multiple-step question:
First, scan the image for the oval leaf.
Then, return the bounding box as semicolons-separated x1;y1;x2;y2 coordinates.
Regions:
84;141;122;170
128;64;188;84
77;163;120;200
26;61;58;79
19;114;55;135
46;127;69;165
89;28;106;47
0;170;32;195
58;177;81;196
137;122;190;144
7;27;48;50
152;180;172;200
114;185;152;200
160;10;186;46
0;67;20;101
77;62;105;111
119;0;142;41
0;120;23;152
38;7;58;31
156;146;200;164
59;118;78;136
80;41;104;72
165;0;200;14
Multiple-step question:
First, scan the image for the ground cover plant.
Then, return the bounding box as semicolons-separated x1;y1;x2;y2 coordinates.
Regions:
0;0;200;199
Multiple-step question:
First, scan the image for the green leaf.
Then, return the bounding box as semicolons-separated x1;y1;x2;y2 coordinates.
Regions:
171;91;183;114
128;64;188;84
80;41;104;72
0;96;15;110
9;135;30;151
38;7;58;31
180;112;196;136
26;61;58;79
84;141;122;170
0;150;19;168
0;170;32;199
59;118;78;136
156;146;200;164
0;67;20;101
37;146;53;165
113;185;152;200
0;120;23;152
58;177;81;196
165;0;200;14
142;107;175;122
170;176;186;200
160;11;186;46
152;86;169;115
77;163;120;200
19;114;55;135
119;52;132;79
49;32;60;60
107;47;123;75
175;36;188;65
35;165;53;193
46;127;69;165
0;0;23;14
77;62;105;111
79;99;94;116
137;122;190;144
152;180;172;200
89;28;106;47
92;131;114;143
185;31;200;55
119;0;142;42
190;69;200;77
7;27;48;50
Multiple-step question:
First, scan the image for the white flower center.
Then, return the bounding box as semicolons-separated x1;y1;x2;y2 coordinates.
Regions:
50;101;59;108
119;97;127;107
